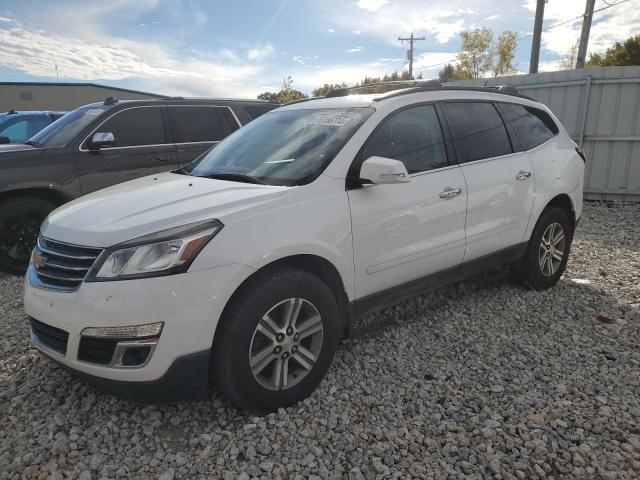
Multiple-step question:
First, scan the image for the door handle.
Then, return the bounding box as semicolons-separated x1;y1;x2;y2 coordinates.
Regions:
439;187;462;199
516;170;532;181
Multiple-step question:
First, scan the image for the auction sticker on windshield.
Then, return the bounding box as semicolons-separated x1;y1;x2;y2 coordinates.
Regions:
308;113;353;127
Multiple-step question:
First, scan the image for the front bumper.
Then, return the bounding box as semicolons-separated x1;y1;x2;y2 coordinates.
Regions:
24;262;255;401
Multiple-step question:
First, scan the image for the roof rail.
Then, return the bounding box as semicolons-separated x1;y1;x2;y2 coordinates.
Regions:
326;79;441;98
284;97;321;106
103;96;117;106
7;109;17;114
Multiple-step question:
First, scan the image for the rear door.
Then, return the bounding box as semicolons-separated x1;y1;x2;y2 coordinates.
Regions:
442;101;534;261
348;103;468;298
75;106;178;194
168;105;240;167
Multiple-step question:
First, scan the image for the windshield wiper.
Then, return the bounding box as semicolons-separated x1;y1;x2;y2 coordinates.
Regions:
24;140;43;147
202;172;266;185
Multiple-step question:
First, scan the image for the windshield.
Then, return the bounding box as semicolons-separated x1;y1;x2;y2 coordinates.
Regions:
183;107;374;186
29;105;109;148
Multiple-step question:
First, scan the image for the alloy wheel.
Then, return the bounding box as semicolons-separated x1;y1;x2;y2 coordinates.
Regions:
538;222;565;276
0;213;41;265
249;298;323;391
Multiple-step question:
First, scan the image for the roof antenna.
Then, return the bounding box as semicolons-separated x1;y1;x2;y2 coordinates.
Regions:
103;96;117;106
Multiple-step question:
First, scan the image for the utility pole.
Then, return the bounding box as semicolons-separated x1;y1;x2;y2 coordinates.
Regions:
576;0;596;69
398;32;425;79
529;0;546;73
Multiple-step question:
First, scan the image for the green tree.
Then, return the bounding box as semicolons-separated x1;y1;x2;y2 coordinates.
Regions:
458;27;494;79
312;83;348;97
438;63;471;82
587;35;640;67
257;76;308;104
494;31;518;76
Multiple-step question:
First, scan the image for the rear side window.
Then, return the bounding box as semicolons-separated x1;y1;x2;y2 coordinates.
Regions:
169;106;238;143
97;107;165;147
243;105;276;120
443;102;512;163
499;103;558;150
362;104;448;174
0;119;28;142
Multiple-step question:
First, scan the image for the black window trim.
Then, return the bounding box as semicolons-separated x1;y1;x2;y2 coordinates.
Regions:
439;99;520;166
346;100;456;189
78;104;242;152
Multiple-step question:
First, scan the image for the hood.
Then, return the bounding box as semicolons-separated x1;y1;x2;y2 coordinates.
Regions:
43;172;289;247
0;143;37;153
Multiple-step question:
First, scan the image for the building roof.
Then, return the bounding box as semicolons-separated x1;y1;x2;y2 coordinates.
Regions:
0;82;166;98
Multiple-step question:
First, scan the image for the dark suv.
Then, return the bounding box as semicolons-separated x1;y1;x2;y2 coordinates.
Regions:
0;97;278;274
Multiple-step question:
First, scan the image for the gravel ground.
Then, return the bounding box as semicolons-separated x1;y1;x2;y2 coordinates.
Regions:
1;201;639;480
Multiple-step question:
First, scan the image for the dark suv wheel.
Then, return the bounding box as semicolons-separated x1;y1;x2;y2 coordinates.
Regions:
211;268;340;413
514;206;573;290
0;197;55;274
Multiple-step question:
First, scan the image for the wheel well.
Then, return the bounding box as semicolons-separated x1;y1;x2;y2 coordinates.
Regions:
224;254;352;338
545;194;575;228
0;188;69;208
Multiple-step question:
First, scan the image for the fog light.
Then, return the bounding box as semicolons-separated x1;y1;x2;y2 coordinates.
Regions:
81;322;163;339
121;346;152;366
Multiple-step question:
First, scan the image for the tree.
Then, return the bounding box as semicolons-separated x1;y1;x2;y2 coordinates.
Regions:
438;63;471;82
587;35;640;67
312;83;348;97
559;41;579;70
494;31;518;76
257;76;308;104
457;27;494;79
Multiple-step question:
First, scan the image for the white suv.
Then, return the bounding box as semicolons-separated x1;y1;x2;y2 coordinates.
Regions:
24;81;584;412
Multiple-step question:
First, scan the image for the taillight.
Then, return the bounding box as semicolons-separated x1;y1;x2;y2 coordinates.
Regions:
575;146;586;163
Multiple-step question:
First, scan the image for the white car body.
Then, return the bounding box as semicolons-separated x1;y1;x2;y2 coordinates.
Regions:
23;86;584;403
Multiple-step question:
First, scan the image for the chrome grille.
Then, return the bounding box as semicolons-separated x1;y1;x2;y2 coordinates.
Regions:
33;236;102;290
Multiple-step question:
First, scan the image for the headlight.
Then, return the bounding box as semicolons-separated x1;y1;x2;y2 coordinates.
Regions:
87;219;223;281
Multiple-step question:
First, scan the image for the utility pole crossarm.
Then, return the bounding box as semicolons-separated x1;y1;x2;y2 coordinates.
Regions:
399;33;426;79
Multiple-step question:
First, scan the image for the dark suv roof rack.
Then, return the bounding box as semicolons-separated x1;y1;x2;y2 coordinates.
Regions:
103;96;117;106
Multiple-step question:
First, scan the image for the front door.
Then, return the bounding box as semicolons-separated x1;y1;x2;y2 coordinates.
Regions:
75;106;178;194
348;104;468;299
442;101;534;261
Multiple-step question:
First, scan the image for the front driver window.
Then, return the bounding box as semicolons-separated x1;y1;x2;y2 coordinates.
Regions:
362;104;448;174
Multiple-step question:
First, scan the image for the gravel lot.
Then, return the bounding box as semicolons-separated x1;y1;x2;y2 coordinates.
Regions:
1;202;639;480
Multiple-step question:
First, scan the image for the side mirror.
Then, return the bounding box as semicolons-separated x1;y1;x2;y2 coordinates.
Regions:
0;136;10;144
89;132;115;150
359;156;410;185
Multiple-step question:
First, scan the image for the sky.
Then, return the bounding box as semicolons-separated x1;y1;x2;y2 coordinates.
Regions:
0;0;637;98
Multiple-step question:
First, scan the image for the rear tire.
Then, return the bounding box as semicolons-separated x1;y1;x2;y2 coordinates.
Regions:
514;206;573;290
0;197;55;275
211;267;340;413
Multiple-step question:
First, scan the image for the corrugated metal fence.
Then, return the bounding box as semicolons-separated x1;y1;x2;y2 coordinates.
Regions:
449;66;640;201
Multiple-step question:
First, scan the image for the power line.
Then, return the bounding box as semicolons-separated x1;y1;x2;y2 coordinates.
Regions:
413;0;634;72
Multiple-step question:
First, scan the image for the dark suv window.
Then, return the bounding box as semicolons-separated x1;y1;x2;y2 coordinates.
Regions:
97;107;166;147
169;106;238;143
362;104;448;174
243;105;275;120
499;103;558;151
444;102;512;163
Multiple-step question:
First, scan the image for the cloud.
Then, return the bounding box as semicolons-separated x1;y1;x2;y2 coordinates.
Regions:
356;0;389;12
483;14;501;21
0;21;263;97
346;46;365;53
247;44;275;62
327;28;335;33
353;29;361;35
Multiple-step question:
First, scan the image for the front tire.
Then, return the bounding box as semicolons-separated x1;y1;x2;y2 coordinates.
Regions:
211;268;340;413
514;206;573;290
0;197;55;275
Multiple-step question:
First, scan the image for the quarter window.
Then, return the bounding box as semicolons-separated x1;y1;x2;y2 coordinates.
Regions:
444;102;512;163
96;107;166;147
169;106;238;143
362;104;448;174
499;103;558;150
